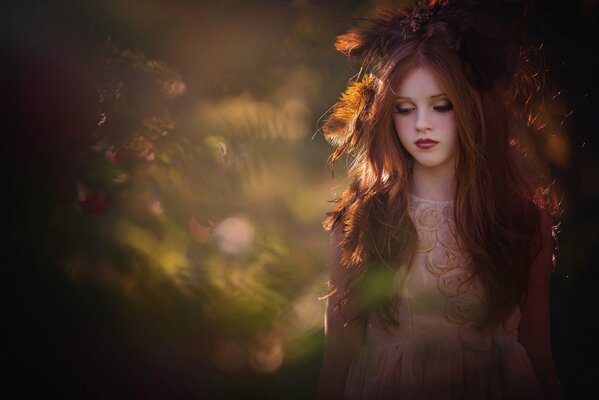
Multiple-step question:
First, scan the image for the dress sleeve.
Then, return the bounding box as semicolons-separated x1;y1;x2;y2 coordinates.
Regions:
317;224;367;400
518;211;566;400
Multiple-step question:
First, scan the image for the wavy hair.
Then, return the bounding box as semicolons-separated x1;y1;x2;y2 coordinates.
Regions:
323;7;558;329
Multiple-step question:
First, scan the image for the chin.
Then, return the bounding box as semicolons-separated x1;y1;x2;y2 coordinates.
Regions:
415;158;443;168
415;158;454;170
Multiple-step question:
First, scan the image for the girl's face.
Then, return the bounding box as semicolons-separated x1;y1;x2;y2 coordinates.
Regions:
393;66;458;173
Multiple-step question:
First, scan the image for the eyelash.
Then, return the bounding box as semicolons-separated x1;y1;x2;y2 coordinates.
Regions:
394;103;454;114
394;107;413;115
434;103;453;112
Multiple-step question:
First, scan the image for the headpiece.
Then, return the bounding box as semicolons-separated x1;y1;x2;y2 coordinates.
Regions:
323;0;537;172
335;0;532;90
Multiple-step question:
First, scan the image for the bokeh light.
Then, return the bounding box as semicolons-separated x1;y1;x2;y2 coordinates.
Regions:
3;0;597;399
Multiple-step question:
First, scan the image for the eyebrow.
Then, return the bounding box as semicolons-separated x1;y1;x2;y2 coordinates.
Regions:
396;93;448;100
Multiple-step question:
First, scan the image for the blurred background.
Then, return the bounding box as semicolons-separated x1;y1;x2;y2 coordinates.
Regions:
2;0;597;399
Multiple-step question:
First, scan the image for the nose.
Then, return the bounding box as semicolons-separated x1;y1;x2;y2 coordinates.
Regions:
415;109;433;133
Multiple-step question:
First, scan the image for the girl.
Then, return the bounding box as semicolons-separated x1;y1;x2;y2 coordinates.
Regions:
317;1;565;399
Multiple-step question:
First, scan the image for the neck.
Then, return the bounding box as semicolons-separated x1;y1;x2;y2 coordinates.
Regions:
410;162;456;201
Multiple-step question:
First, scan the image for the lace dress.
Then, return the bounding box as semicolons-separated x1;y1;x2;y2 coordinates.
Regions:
343;194;543;400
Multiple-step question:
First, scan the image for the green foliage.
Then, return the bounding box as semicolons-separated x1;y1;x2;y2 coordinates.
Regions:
6;1;379;397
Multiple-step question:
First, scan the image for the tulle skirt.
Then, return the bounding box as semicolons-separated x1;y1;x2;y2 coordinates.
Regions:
343;335;543;400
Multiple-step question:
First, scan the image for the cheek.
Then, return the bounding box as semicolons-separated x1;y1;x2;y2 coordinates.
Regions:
445;121;459;156
393;119;415;160
448;120;459;145
393;117;409;143
437;115;458;140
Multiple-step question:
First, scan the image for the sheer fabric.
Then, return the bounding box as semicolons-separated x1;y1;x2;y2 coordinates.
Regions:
343;194;543;400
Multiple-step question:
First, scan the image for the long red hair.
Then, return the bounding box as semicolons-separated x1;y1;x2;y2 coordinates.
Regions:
323;21;557;328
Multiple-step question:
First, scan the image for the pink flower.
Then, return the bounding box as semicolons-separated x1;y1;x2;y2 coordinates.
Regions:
438;267;474;297
436;221;459;249
426;246;458;277
446;292;484;324
415;229;437;252
413;203;445;231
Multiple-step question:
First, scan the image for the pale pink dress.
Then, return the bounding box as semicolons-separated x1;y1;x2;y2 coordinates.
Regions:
343;194;543;400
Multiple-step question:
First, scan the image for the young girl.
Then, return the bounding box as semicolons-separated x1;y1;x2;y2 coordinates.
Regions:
317;1;565;399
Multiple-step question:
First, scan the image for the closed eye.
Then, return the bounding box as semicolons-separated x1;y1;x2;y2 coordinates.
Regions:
433;103;453;112
394;105;414;115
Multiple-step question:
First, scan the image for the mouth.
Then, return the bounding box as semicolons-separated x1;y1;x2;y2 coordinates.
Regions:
415;138;438;149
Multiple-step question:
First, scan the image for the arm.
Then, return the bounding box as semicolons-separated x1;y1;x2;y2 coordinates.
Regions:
316;225;367;400
518;212;565;400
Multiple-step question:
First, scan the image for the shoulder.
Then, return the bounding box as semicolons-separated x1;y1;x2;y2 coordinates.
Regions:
328;222;348;276
330;222;344;259
322;184;359;233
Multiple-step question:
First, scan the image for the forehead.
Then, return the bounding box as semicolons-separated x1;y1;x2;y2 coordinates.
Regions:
397;67;445;97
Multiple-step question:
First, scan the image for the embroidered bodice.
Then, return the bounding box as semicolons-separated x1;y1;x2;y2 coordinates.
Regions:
343;193;541;400
366;193;520;351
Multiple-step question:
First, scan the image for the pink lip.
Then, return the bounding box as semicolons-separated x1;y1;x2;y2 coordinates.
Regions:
415;138;438;149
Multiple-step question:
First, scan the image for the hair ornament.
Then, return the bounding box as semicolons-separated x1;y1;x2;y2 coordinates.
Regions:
335;0;532;91
323;74;377;166
399;0;437;34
